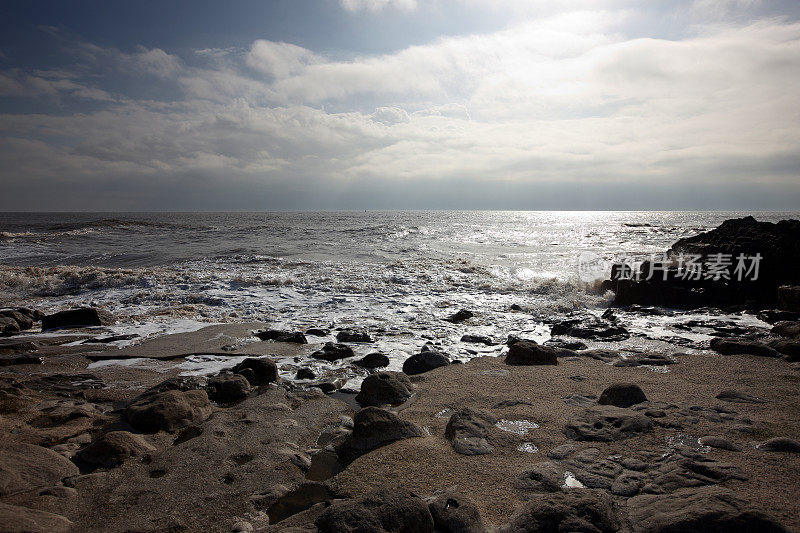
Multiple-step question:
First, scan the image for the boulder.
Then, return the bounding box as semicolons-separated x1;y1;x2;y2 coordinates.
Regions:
504;340;560;365
598;383;648;408
75;431;156;468
460;334;495;346
551;316;629;341
564;406;652;442
0;442;79;497
0;502;72;533
500;489;618;533
295;368;316;380
316;489;434;533
254;329;307;343
772;321;800;338
611;471;648;496
311;342;355;362
445;408;497;456
710;338;782;358
0;309;34;331
757;437;800;453
446;309;473;323
336;407;425;464
126;389;212;432
403;350;449;375
207;373;251;403
336;330;372;343
513;461;564;492
305;328;329;337
231;357;278;385
353;352;390;368
628;486;789;532
355;372;413;407
428;492;486;533
41;307;115;330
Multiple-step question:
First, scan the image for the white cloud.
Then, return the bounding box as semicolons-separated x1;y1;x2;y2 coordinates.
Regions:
339;0;418;12
246;40;321;78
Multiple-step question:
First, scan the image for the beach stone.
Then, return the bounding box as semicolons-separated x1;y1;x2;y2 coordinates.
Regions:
757;437;800;453
231;357;278;385
403;350;449;375
551;316;629;341
41;307;115;330
768;339;800;361
353;352;390;368
716;389;768;403
295;368;316;380
547;443;578;460
428;492;486;533
336;329;372;343
598;383;648;408
311;342;355;361
544;338;588;351
0;502;72;533
336;407;425;464
513;461;564;492
500;489;618;533
504;340;560;365
446;309;473;323
699;436;741;451
355;372;413;407
0;441;79;497
254;329;308;343
75;431;156;468
460;334;495;346
445;408;496;456
126;389;212;432
611;471;647;496
207;373;251;402
315;489;434;533
564;406;652;442
305;327;329;336
628;486;789;533
772;321;800;338
710;338;782;358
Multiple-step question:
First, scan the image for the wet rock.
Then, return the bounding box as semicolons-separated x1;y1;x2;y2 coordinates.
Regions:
564;406;653;442
126;389;213;433
295;368;316;380
710;338;781;358
551;316;629;341
231;357;278;385
757;437;800;453
628;486;789;533
336;329;372;343
336;407;425;464
598;383;648;408
305;328;329;337
355;372;413;407
460;334;495;346
254;329;307;343
768;339;800;361
0;441;79;497
611;471;648;496
544;338;588;351
311;342;355;362
352;352;389;368
75;431;156;468
428;492;486;533
0;502;72;533
772;321;800;338
513;461;564;492
403;350;449;375
310;377;347;393
445;408;496;455
41;307;115;330
716;390;768;403
547;443;578;460
316;489;434;533
207;373;251;403
505;340;560;365
446;309;474;323
699;436;741;451
500;489;618;533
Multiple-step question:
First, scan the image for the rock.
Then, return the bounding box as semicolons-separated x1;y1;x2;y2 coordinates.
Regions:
768;339;800;361
336;407;425;464
403;350;449;375
778;285;800;311
757;310;800;324
564;406;653;442
547;443;578;460
647;457;748;493
266;482;334;524
504;340;560;365
598;383;648;408
355;372;413;407
305;328;329;336
0;316;20;336
173;425;203;445
460;334;495;346
628;486;789;533
0;502;72;533
315;489;434;533
710;338;782;358
254;329;307;343
544;338;588;350
295;368;316;380
716;390;768;403
41;307;115;330
772;321;800;338
0;442;79;497
611;471;647;496
0;353;42;366
336;329;372;343
126;389;213;432
699;436;741;451
353;352;390;368
446;309;474;323
0;309;34;331
445;408;497;455
207;373;251;403
757;437;800;453
428;492;486;533
513;461;564;492
310;378;347;393
311;342;355;362
75;431;156;468
551;316;630;341
500;489;618;533
231;357;278;385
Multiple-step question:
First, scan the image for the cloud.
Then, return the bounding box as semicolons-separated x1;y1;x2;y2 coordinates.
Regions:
339;0;418;12
246;40;321;78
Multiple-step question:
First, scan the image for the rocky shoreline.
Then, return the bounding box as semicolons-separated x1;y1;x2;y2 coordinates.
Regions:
1;217;799;532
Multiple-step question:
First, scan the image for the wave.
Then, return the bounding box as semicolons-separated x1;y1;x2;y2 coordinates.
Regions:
0;265;161;301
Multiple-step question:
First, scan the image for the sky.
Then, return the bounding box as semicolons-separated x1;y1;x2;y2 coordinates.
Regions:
1;0;800;211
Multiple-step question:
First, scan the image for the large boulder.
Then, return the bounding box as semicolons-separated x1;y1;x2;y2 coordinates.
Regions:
445;408;497;455
710;338;782;358
564;406;652;442
598;383;648;408
75;431;156;468
428;492;486;533
336;407;425;464
207;373;251;403
0;442;79;497
403;350;450;375
41;307;115;330
231;357;278;385
125;389;212;432
316;490;434;533
311;342;355;362
628;486;789;532
499;489;618;533
0;503;72;533
355;372;413;407
505;340;560;365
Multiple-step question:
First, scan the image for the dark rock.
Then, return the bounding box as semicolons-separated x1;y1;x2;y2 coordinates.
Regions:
336;329;372;343
0;502;72;533
355;372;413;407
0;316;20;336
500;489;618;533
428;492;486;533
41;307;115;330
75;431;156;468
509;304;523;311
315;489;434;533
460;334;495;346
564;406;653;442
403;350;449;375
551;316;629;341
0;353;42;366
710;337;781;358
772;321;800;338
0;441;80;497
207;373;251;402
544;338;588;351
295;368;316;380
305;328;329;336
267;482;334;524
311;342;355;361
336;407;425;464
628;486;789;533
757;310;800;324
0;309;34;331
445;408;496;455
446;309;474;323
504;340;560;365
611;471;647;496
254;329;307;344
699;436;741;451
353;352;390;368
310;378;347;393
513;461;564;492
757;437;800;453
547;443;578;460
778;285;800;311
231;357;278;385
598;383;648;408
768;339;800;361
716;390;768;403
126;389;213;432
647;457;748;492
